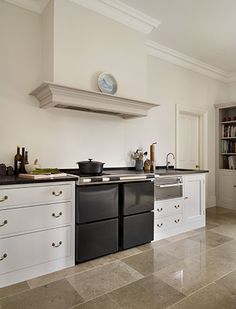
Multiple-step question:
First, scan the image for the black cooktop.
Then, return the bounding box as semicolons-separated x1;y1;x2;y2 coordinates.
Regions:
60;168;110;177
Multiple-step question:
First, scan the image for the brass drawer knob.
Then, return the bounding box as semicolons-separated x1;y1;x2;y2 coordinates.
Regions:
0;220;8;227
0;253;7;261
157;223;163;228
175;219;180;223
52;241;62;248
52;212;62;218
174;205;180;209
0;196;8;203
52;191;62;196
157;208;163;212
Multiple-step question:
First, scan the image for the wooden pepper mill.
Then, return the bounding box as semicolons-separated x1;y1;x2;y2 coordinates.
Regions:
150;142;157;172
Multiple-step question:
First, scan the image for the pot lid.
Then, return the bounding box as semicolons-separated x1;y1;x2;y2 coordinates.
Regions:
77;159;104;164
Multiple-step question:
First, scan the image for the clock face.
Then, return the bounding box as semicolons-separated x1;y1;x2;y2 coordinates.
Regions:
98;73;118;94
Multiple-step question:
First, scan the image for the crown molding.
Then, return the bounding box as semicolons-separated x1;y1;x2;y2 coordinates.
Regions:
146;39;236;83
4;0;49;13
5;0;160;34
70;0;161;34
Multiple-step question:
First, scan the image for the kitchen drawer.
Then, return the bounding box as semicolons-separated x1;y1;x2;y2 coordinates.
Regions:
0;202;72;237
154;214;183;232
155;199;183;219
0;226;71;275
0;184;72;208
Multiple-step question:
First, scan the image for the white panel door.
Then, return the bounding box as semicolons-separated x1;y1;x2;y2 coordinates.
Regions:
178;112;200;169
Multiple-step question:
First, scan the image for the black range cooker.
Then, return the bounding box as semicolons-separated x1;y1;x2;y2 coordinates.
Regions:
62;169;155;263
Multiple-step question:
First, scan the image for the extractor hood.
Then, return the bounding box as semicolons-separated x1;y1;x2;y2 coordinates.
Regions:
30;82;160;119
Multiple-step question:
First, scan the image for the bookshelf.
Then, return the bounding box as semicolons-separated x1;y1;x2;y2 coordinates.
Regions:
217;103;236;170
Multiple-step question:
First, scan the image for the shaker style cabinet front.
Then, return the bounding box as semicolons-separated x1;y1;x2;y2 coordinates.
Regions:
0;182;75;288
183;174;205;226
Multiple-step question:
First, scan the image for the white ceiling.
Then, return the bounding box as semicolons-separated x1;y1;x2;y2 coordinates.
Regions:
122;0;236;72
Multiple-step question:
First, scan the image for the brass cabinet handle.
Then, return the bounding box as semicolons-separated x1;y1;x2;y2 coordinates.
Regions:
52;212;62;218
52;191;62;196
157;223;163;228
157;208;163;212
174;205;180;209
0;220;8;227
0;196;8;202
175;219;180;223
0;253;7;261
52;241;62;248
234;185;236;188
184;197;189;200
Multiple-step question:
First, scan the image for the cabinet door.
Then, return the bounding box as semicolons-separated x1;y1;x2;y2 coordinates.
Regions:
183;174;205;224
76;184;118;223
218;172;236;209
122;181;154;215
122;212;154;249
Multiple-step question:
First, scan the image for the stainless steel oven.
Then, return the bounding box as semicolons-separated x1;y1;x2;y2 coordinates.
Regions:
155;176;183;201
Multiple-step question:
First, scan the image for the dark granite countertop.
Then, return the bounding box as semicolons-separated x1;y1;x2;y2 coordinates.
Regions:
0;175;78;186
155;168;208;176
103;167;208;177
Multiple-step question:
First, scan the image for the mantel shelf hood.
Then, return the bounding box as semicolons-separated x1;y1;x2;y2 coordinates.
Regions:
30;82;160;119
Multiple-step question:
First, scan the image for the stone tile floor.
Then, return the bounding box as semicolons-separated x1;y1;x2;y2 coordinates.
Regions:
2;207;236;308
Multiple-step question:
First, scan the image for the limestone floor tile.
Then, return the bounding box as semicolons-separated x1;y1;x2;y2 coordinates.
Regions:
211;224;236;239
160;238;208;259
206;207;231;215
122;248;180;276
192;246;236;281
170;282;236;309
67;260;143;302
167;230;201;243
73;294;122;309
28;255;116;289
0;281;30;300
156;257;219;296
0;279;83;309
137;239;170;252
109;274;185;309
188;230;233;248
112;248;142;260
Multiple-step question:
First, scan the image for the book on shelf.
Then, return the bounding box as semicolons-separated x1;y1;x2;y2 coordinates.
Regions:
221;140;236;153
221;124;236;138
223;155;236;169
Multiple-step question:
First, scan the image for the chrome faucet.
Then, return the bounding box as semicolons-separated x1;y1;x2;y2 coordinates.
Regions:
166;153;175;170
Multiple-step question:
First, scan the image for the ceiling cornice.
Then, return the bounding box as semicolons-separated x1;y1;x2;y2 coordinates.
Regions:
4;0;161;34
70;0;161;34
4;0;49;13
146;40;236;84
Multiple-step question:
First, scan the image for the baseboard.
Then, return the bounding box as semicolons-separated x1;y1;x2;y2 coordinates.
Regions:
206;195;216;208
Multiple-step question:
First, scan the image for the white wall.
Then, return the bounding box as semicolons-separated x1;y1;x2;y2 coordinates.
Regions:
0;0;229;206
227;81;236;101
46;0;147;100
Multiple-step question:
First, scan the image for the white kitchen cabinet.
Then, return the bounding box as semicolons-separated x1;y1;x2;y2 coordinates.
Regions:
217;170;236;209
183;174;205;227
0;181;75;288
154;198;183;241
154;173;206;241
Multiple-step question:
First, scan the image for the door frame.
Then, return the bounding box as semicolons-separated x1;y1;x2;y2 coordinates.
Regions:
175;104;208;170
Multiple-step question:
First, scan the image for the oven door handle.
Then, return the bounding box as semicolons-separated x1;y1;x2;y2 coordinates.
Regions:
156;183;183;188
